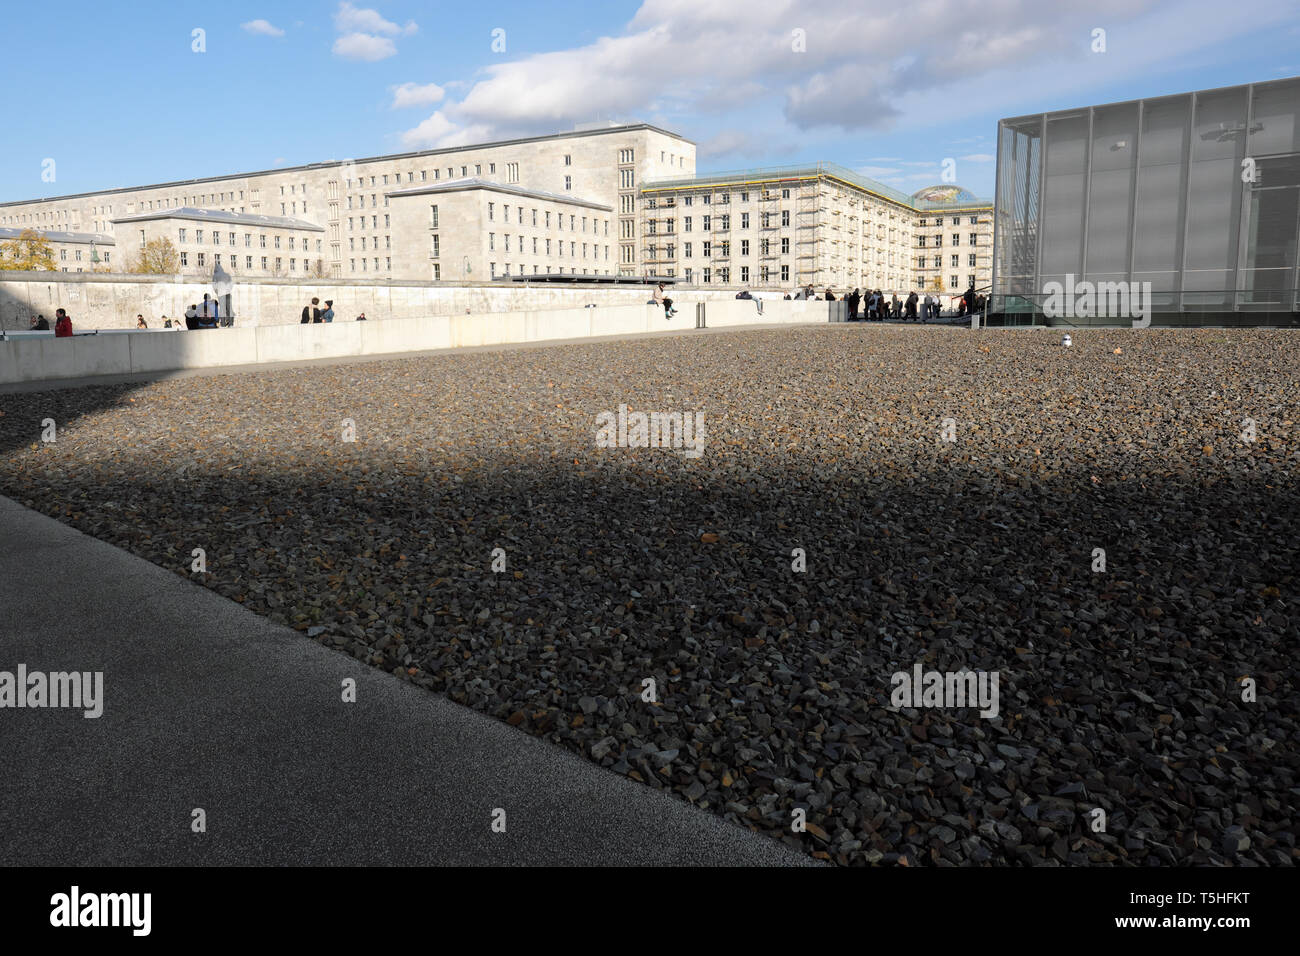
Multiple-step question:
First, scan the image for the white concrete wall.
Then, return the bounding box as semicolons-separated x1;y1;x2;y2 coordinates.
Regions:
0;300;828;385
0;274;756;331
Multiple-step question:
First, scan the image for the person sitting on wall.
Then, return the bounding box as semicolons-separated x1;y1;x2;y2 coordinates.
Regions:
53;309;73;338
302;298;320;324
137;315;148;329
30;314;50;331
652;282;677;319
356;312;367;321
319;300;335;323
185;304;199;330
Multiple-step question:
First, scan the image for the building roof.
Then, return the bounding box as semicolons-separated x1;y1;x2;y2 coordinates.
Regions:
999;73;1300;125
386;178;613;211
111;207;324;231
0;123;691;208
641;161;992;211
0;226;114;245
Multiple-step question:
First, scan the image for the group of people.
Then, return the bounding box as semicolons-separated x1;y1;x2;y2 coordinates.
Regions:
27;310;73;337
300;297;337;323
183;294;223;329
821;283;985;321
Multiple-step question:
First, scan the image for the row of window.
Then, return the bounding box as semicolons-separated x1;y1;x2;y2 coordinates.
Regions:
485;234;610;260
918;233;982;247
174;228;320;252
489;264;615;278
486;203;609;235
349;258;393;272
178;252;320;273
917;255;981;268
647;188;795;209
649;238;793;258
919;217;983;226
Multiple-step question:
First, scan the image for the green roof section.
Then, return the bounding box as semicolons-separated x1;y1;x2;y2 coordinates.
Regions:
640;161;991;212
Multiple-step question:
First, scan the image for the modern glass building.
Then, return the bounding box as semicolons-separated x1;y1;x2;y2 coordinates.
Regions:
992;76;1300;324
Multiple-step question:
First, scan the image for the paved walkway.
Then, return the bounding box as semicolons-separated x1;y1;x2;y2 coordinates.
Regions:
0;496;809;865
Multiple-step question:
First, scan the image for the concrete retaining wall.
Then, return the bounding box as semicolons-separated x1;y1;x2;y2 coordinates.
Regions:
0;300;828;386
0;272;788;331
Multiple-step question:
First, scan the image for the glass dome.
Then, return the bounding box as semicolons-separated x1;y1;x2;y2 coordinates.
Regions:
912;184;979;204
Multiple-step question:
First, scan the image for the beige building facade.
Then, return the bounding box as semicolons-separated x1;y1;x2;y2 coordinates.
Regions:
0;226;115;272
637;164;992;295
384;180;612;281
111;208;325;278
0;122;692;282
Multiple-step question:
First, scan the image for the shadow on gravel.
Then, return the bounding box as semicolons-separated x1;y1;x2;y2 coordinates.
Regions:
0;419;1294;865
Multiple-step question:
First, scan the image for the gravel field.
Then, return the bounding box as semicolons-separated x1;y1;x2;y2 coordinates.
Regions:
1;324;1296;866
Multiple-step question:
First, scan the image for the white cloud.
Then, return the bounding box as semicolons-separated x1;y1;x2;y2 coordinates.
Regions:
401;0;1299;159
391;82;446;109
331;3;416;61
959;153;996;162
242;19;285;38
334;32;397;62
335;2;403;36
699;130;768;160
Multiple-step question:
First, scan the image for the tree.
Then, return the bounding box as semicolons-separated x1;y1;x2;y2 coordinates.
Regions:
927;276;945;294
129;238;180;275
0;229;57;271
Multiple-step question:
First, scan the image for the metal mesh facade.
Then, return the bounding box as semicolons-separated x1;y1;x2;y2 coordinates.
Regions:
992;77;1300;315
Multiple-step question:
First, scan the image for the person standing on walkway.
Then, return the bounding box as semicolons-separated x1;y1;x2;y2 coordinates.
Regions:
54;309;72;338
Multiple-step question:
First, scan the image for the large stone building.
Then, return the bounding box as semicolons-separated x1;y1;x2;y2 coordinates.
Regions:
636;163;992;295
0;127;991;295
0;122;691;283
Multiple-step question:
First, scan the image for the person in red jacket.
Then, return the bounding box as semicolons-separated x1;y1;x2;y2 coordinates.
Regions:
53;309;73;338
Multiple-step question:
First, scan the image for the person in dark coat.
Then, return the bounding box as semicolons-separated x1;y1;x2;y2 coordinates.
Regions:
906;291;918;320
301;297;320;324
847;289;860;320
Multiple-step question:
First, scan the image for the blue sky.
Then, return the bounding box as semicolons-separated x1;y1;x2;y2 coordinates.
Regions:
2;0;1297;205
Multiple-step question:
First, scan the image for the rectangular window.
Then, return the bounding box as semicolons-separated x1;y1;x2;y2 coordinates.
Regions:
781;264;789;281
781;238;790;254
565;176;572;191
431;235;440;258
781;211;790;226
